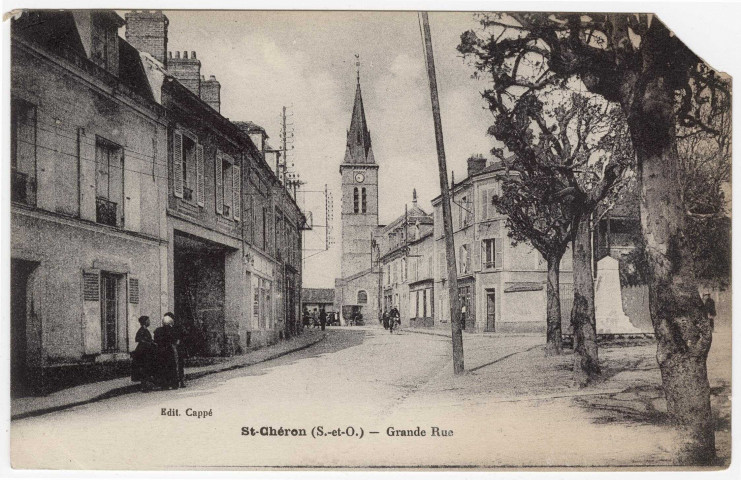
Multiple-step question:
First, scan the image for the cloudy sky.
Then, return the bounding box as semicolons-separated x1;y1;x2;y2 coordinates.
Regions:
160;11;500;287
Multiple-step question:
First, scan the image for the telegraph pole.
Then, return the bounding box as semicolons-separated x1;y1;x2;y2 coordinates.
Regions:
420;12;464;374
281;106;287;184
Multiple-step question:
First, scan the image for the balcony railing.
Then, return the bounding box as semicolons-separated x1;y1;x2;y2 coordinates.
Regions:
96;197;118;227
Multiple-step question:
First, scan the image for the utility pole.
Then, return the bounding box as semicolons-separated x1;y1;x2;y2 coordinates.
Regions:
420;12;464;374
281;106;287;185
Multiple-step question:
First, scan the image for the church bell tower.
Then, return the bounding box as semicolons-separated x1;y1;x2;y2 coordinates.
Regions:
340;67;379;280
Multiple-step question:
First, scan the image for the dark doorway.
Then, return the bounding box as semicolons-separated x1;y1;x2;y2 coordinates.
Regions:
174;232;227;357
485;290;496;332
11;259;37;398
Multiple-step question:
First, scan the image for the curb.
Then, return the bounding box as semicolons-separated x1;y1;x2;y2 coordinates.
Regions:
11;333;327;421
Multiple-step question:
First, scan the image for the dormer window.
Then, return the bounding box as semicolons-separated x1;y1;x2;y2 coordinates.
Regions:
78;11;123;75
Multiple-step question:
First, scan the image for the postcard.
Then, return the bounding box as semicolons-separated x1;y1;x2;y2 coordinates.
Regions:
6;5;734;472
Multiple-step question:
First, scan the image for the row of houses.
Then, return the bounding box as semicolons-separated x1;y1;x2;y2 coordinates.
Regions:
375;156;647;334
10;10;308;396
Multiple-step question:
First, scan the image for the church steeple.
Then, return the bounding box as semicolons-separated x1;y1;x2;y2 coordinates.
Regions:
343;73;375;165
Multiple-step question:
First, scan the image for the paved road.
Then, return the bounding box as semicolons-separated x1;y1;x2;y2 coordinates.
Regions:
11;328;681;469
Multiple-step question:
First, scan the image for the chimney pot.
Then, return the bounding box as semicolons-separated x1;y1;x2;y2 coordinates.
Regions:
467;155;487;176
176;51;180;58
201;75;205;81
192;51;197;59
168;51;172;58
183;51;188;59
209;75;216;81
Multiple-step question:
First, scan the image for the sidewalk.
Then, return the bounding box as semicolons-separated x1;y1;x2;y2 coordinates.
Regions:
11;330;326;420
405;327;541;338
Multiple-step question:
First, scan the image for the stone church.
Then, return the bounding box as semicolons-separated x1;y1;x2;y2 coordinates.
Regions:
334;74;381;326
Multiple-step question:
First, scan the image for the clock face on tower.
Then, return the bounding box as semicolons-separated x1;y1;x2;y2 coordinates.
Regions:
354;172;365;183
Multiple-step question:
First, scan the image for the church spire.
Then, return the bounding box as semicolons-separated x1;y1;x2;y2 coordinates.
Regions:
343;59;374;165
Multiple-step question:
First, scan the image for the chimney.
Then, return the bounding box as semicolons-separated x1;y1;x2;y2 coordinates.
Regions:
412;188;418;207
200;75;221;113
167;50;201;95
125;10;169;67
467;155;487;177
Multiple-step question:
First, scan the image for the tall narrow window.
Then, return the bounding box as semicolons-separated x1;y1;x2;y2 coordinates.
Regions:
100;272;119;352
361;187;367;213
353;187;359;213
11;99;37;205
222;157;233;217
262;206;268;250
181;136;195;201
95;139;123;227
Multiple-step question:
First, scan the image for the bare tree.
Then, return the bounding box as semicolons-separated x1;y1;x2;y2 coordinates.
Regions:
459;12;731;464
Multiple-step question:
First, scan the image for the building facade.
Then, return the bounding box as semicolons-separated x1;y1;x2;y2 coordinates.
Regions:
10;11;169;395
431;157;574;333
10;10;307;396
378;190;435;328
127;10;306;352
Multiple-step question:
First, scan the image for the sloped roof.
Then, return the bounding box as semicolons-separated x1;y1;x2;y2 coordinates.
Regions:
302;288;335;304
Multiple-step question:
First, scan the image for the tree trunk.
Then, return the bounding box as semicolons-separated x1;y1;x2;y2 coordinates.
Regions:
627;74;715;465
545;253;563;355
571;219;600;386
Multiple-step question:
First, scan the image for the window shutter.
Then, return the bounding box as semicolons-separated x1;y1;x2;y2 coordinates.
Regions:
233;164;241;220
481;189;488;220
173;131;184;198
495;238;503;270
127;276;140;353
196;143;205;206
82;270;102;355
215;151;223;214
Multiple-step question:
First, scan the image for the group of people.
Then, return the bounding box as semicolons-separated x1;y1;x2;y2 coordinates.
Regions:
381;306;401;334
131;312;187;392
302;306;328;331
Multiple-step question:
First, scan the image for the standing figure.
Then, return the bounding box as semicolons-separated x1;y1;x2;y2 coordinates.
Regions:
382;308;390;330
302;307;311;329
154;313;180;390
173;314;187;388
703;293;717;331
389;306;400;334
131;316;156;392
319;307;327;331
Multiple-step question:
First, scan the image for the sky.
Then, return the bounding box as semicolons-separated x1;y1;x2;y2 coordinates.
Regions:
159;11;500;287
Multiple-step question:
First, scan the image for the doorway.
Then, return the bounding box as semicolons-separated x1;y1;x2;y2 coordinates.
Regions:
485;289;496;332
11;259;38;398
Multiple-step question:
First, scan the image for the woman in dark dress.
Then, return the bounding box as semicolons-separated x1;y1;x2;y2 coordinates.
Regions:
131;316;156;391
154;312;180;390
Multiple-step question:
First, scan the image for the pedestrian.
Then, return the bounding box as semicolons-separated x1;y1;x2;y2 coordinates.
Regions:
389;306;400;334
154;312;180;390
173;314;187;388
382;308;390;330
319;306;327;331
131;316;156;392
302;307;310;329
703;293;716;331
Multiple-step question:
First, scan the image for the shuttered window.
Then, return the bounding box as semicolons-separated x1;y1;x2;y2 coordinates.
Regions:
233;164;241;220
495;238;503;270
128;278;140;304
196;144;205;206
215;151;223;214
173;131;184;198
